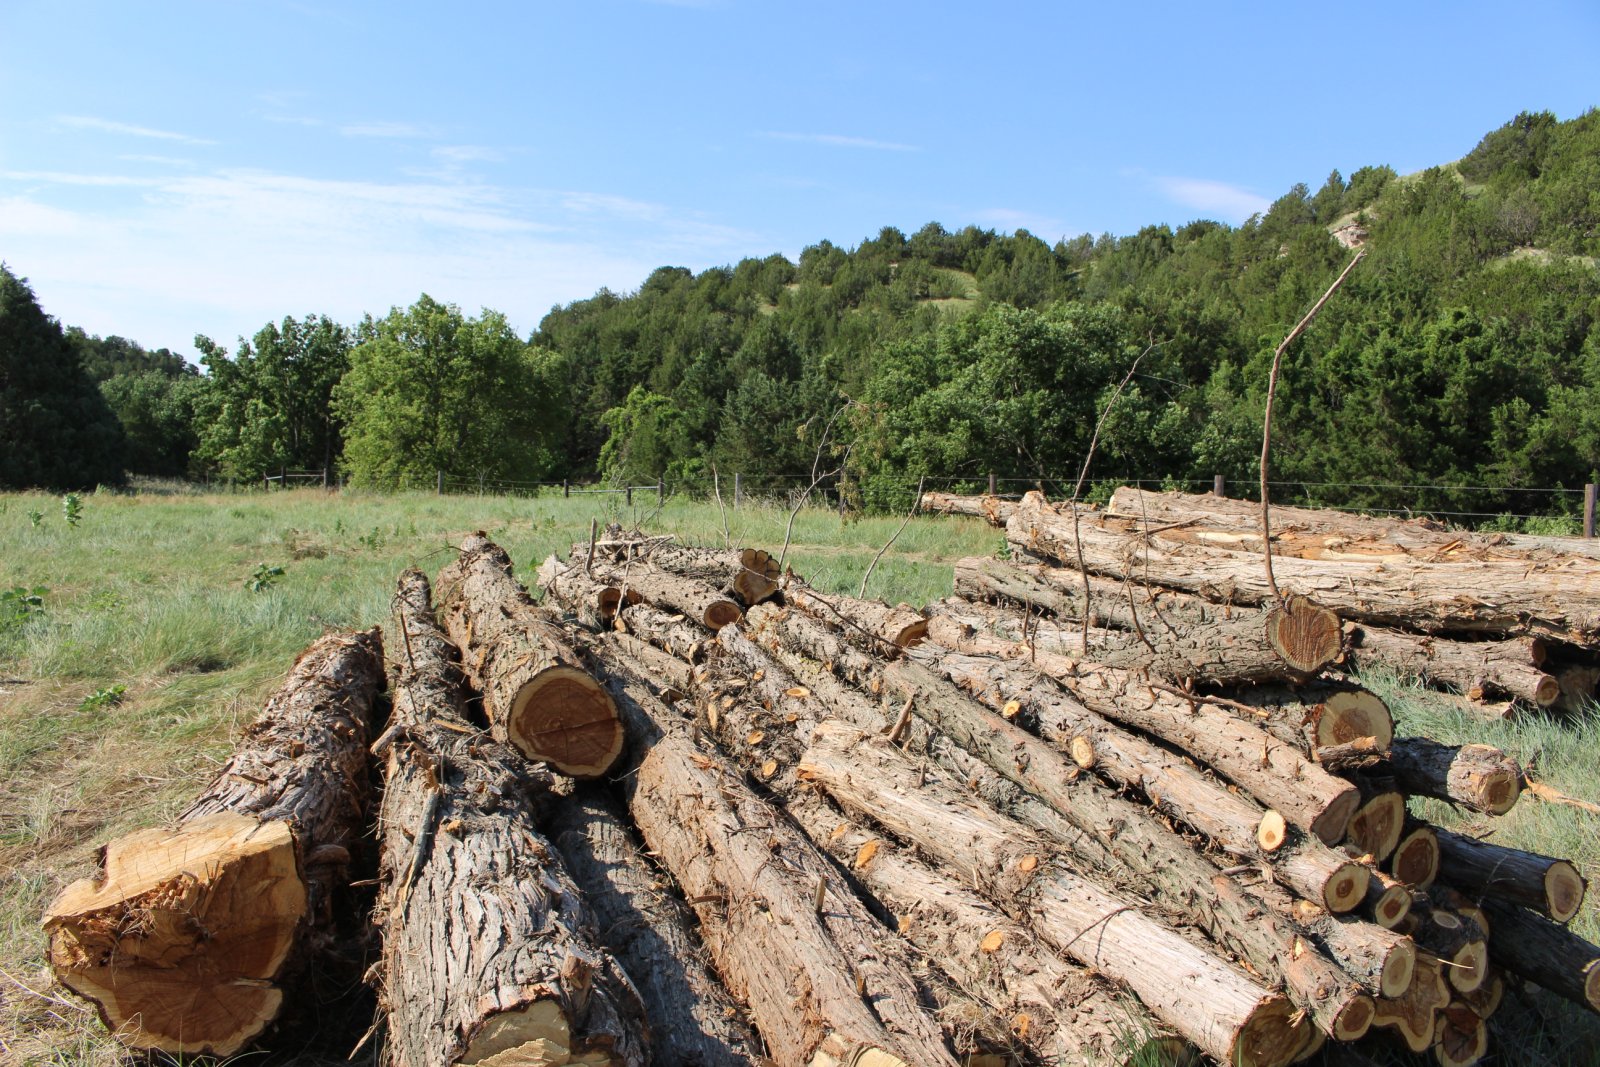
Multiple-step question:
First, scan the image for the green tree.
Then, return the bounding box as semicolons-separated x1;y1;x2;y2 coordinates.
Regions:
334;295;568;489
0;265;126;489
99;370;204;477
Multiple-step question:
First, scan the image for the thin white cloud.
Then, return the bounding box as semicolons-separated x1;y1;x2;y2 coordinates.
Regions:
0;166;760;351
1155;176;1270;223
118;154;197;167
339;121;434;139
433;145;504;163
973;207;1065;236
58;115;217;145
761;131;919;152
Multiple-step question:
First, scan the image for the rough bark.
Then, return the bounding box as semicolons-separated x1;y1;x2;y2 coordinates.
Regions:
1480;898;1600;1013
1009;491;1600;646
376;570;646;1067
638;544;784;607
438;533;623;778
537;553;641;629
591;561;745;631
799;723;1311;1067
1364;871;1416;930
44;629;385;1057
786;581;930;652
590;639;959;1067
919;617;1360;843
895;651;1369;911
1343;624;1560;707
1388;739;1522;816
1435;827;1586;923
615;602;714;665
783;788;1189;1067
1242;683;1396;757
1269;886;1419;1001
548;788;761;1067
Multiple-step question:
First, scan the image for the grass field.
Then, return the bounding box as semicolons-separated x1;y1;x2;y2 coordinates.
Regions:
2;485;1597;1065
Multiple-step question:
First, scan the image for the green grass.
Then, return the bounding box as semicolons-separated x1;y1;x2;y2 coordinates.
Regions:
3;484;1598;1064
0;484;997;1064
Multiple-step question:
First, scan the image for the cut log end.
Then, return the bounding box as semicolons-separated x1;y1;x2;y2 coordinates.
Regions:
1344;792;1405;862
702;600;744;631
1446;940;1490;996
733;548;782;607
1369;878;1415;930
43;812;306;1056
1231;997;1306;1067
1333;993;1376;1043
893;619;930;648
1069;735;1097;769
1585;960;1600;1012
1324;859;1371;914
1257;810;1288;852
1545;860;1587;923
1316;690;1394;751
463;996;627;1066
1433;1004;1487;1067
1391;827;1441;889
509;668;625;779
1265;595;1342;674
1312;785;1364;847
1533;673;1563;706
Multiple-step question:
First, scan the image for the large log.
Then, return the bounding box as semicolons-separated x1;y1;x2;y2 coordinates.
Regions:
895;651;1370;911
590;638;960;1067
1342;623;1560;707
587;557;744;631
377;570;646;1067
43;629;385;1056
548;788;761;1066
631;543;783;607
1479;898;1600;1013
800;722;1311;1067
536;552;640;629
438;533;624;778
1009;491;1600;645
919;491;1016;526
1434;827;1586;922
920;615;1361;843
785;580;930;652
1387;738;1522;816
783;789;1192;1066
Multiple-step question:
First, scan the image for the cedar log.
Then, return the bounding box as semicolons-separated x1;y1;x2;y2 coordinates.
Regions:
1435;827;1586;923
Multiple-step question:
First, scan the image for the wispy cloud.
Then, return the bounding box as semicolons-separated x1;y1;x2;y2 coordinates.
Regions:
0;166;760;351
433;145;504;164
761;131;919;152
339;121;434;139
58;115;217;145
1155;176;1270;223
973;207;1065;236
118;154;197;167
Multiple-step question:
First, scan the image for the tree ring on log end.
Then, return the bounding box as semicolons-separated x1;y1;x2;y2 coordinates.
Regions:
43;811;305;1056
461;996;620;1066
1314;691;1393;750
1332;994;1375;1042
1256;810;1288;852
1433;1004;1487;1067
509;668;624;779
1229;996;1303;1067
1584;960;1600;1012
1376;940;1417;999
1265;595;1342;674
1448;940;1489;995
1545;861;1585;923
1309;786;1362;847
702;600;744;631
1323;860;1369;914
1391;829;1440;889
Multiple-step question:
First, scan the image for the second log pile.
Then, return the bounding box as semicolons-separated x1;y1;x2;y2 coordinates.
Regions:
42;491;1600;1067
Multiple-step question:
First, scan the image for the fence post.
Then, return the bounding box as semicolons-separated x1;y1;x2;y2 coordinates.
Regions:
657;479;664;507
1586;483;1597;539
626;485;633;507
734;472;743;510
1214;474;1226;498
563;478;570;498
988;472;997;496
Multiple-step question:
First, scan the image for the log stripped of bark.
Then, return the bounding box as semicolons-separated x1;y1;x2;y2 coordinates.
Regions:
1008;491;1600;645
438;533;623;778
1343;624;1560;708
591;639;958;1067
1480;898;1600;1013
919;491;1016;527
896;652;1369;911
800;723;1310;1067
44;629;384;1056
1388;738;1522;816
784;790;1189;1067
1434;827;1586;922
548;789;760;1067
377;570;646;1067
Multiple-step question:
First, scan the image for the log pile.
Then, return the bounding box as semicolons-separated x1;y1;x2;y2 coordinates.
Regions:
39;502;1600;1067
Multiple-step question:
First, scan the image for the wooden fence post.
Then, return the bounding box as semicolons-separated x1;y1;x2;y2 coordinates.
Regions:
563;478;570;498
657;479;664;506
626;485;633;507
1586;483;1597;539
988;472;997;496
1214;474;1226;498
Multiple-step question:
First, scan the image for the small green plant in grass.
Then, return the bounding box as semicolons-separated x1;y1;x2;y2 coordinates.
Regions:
357;526;386;550
246;564;285;592
61;492;83;527
28;509;42;528
996;535;1012;561
1;586;47;630
79;685;126;710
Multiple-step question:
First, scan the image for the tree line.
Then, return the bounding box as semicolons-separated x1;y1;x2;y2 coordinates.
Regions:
3;109;1598;523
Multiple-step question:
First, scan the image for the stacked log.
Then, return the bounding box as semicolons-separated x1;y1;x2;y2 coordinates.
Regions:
43;509;1600;1067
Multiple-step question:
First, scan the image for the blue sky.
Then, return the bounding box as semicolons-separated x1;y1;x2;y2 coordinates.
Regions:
2;0;1596;355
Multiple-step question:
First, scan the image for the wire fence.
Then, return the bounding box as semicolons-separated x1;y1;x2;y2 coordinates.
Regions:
249;467;1599;536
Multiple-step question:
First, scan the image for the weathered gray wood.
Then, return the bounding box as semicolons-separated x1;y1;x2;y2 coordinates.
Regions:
1435;827;1586;922
375;570;646;1067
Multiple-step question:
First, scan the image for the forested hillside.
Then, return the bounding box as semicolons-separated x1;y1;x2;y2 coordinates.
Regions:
4;109;1598;523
